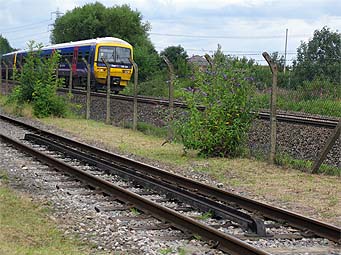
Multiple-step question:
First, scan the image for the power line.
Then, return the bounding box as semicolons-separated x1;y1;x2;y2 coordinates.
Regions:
0;19;50;33
155;46;297;55
149;32;311;39
10;30;50;41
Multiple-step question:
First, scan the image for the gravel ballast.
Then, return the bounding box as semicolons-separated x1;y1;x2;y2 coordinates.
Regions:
0;111;340;254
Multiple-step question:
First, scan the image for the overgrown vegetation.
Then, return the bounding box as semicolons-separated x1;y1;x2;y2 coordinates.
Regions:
176;47;256;157
275;154;341;176
254;77;341;117
6;41;69;118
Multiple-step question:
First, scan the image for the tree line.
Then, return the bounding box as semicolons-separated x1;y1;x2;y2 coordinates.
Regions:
1;2;340;90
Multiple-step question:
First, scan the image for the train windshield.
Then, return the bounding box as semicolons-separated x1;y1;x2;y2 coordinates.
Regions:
98;46;131;64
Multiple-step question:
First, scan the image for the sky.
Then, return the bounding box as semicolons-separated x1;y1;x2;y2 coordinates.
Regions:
0;0;340;65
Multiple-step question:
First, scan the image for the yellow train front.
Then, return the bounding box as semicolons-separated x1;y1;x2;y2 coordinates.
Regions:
92;38;133;93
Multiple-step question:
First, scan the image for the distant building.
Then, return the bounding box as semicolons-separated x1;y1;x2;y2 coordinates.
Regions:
187;55;209;71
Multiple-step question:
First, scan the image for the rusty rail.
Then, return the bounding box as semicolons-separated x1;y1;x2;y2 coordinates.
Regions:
0;133;270;255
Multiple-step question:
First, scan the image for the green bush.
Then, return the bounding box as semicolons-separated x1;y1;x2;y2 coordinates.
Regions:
8;41;68;117
296;77;340;101
130;70;169;97
176;56;256;157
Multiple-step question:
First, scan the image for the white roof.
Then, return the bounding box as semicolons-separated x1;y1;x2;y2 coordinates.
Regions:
3;37;132;56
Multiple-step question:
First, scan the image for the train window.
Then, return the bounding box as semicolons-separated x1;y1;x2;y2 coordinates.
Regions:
16;54;22;67
97;47;131;64
98;47;115;62
77;52;83;63
5;55;15;66
84;51;90;62
62;53;72;64
22;55;26;65
116;47;131;64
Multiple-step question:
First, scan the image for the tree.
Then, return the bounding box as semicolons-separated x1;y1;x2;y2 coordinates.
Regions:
176;47;256;157
160;45;188;76
51;2;160;80
0;35;13;55
292;26;341;85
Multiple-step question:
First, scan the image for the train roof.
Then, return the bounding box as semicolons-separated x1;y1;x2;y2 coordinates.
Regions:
2;37;132;56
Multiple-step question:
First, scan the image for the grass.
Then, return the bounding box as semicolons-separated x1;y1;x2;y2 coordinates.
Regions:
159;248;173;254
0;95;34;118
0;181;106;255
129;207;141;216
196;211;213;220
0;170;9;183
254;93;341;117
275;153;341;176
40;117;341;225
122;121;169;138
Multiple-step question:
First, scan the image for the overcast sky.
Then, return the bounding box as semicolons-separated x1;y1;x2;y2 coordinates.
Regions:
0;0;340;64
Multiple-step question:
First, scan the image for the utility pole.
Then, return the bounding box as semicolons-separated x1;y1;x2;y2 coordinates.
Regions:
51;8;63;19
283;28;288;73
49;8;64;42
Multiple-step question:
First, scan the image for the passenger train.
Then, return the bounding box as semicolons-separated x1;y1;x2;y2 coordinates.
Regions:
0;37;134;93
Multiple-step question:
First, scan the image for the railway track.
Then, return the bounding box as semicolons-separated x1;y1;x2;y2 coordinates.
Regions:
60;88;339;129
0;80;338;128
0;113;340;255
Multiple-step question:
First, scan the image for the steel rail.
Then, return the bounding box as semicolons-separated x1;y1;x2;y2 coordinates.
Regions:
58;88;339;128
25;133;266;235
0;114;339;243
0;133;270;255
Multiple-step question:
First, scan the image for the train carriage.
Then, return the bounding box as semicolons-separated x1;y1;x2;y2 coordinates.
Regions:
1;37;133;93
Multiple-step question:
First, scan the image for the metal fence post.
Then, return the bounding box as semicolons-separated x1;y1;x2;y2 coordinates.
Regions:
56;63;59;79
162;56;175;140
204;54;214;70
65;59;73;94
204;54;215;96
262;52;278;164
3;62;9;95
82;58;91;120
129;58;138;131
311;120;341;174
102;58;111;124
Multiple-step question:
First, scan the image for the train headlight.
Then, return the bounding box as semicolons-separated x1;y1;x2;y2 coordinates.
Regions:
122;70;130;74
